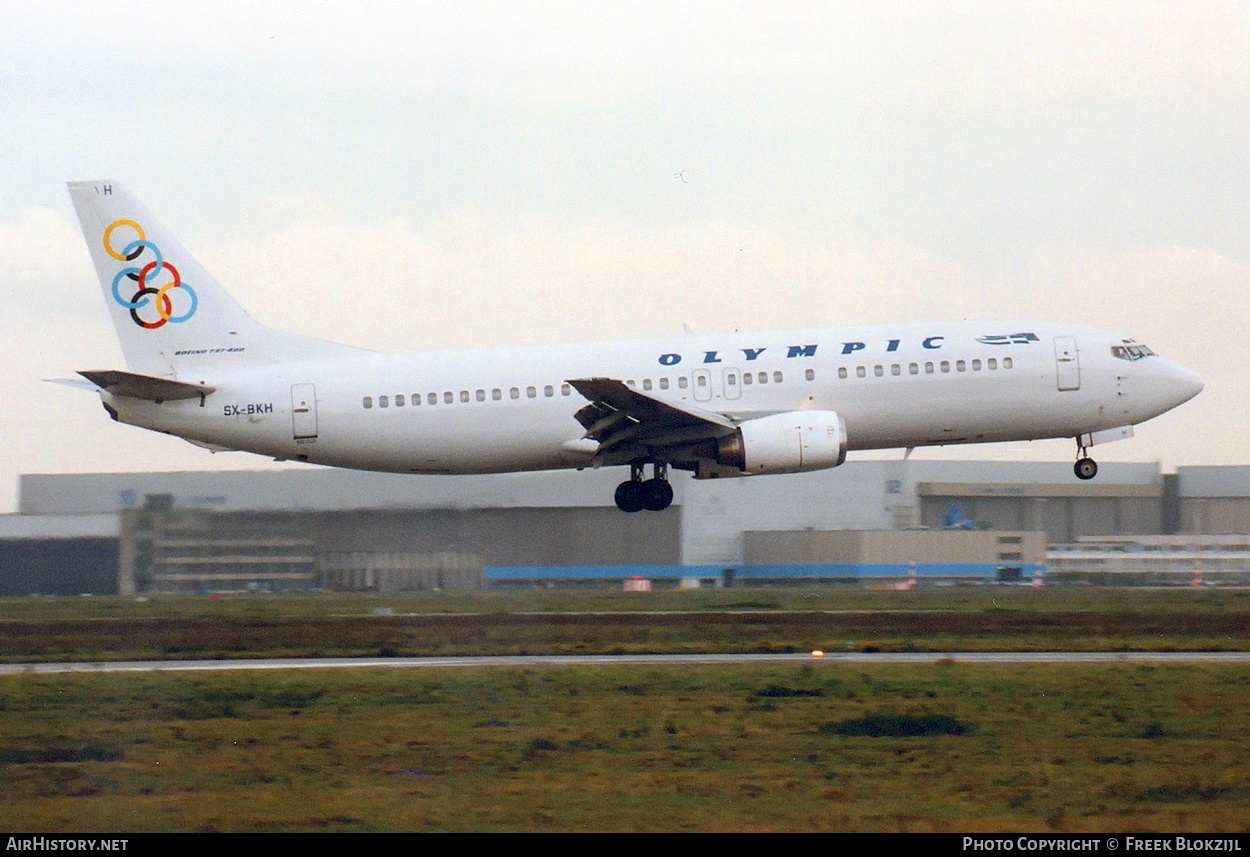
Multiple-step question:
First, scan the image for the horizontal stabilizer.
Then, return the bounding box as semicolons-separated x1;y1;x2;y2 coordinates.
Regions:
78;369;215;402
43;377;100;392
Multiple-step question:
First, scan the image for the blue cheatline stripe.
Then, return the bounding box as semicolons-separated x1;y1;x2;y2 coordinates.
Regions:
483;564;1011;581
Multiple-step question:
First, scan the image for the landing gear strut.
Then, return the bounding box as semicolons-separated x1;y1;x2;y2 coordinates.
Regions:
614;463;673;512
1074;440;1098;481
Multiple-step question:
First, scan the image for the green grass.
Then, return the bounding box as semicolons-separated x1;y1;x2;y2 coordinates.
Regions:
0;589;1246;831
6;586;1250;621
1;588;1248;662
0;663;1246;832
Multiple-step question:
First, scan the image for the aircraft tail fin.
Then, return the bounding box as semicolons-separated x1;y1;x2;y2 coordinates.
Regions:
67;180;367;378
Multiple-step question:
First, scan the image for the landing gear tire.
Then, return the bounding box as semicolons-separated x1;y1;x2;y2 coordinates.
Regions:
640;478;674;512
614;480;646;513
615;463;673;512
1074;457;1098;481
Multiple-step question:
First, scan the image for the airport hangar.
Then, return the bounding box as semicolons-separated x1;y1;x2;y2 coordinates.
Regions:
4;461;1250;595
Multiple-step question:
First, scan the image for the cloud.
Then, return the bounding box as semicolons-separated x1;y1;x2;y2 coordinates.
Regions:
204;211;983;349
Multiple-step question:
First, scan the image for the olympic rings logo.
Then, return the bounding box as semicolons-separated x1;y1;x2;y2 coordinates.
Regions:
103;219;198;329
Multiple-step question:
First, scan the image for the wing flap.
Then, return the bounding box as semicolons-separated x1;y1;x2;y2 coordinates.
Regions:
566;377;736;466
568;378;734;434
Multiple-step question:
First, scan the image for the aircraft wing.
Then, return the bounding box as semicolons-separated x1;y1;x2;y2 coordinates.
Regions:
78;369;215;403
567;377;737;466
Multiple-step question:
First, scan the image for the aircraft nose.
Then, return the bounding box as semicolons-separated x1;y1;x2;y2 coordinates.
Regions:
1160;360;1204;409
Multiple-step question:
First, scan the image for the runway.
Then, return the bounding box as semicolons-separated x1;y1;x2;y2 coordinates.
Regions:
2;651;1249;675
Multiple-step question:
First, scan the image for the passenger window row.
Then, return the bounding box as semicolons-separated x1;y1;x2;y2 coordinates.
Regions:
363;383;574;410
836;357;1013;380
629;370;812;389
360;366;822;410
631;377;685;391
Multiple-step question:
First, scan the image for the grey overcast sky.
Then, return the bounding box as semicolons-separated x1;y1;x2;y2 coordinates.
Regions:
2;1;1247;511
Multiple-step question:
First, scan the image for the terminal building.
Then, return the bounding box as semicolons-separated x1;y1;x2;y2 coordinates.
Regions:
4;460;1250;594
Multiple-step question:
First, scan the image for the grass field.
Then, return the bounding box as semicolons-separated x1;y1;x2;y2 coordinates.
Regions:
1;588;1249;662
0;663;1247;832
0;588;1247;832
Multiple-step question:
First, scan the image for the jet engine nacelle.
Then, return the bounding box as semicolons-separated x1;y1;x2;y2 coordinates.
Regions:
715;410;848;475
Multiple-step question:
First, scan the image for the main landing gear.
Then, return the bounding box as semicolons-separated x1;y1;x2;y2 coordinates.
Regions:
1074;440;1099;481
614;463;674;512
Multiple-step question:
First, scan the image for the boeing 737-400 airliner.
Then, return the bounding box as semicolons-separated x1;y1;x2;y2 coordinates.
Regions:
66;181;1204;512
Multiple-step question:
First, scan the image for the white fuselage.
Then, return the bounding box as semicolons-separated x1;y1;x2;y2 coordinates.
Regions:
102;320;1203;477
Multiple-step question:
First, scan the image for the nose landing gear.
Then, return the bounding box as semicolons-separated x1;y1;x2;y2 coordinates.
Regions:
614;463;674;512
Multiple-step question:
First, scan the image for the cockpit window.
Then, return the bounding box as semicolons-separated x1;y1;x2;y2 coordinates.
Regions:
1111;344;1156;361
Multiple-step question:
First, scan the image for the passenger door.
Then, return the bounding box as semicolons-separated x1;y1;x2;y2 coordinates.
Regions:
1054;337;1080;391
